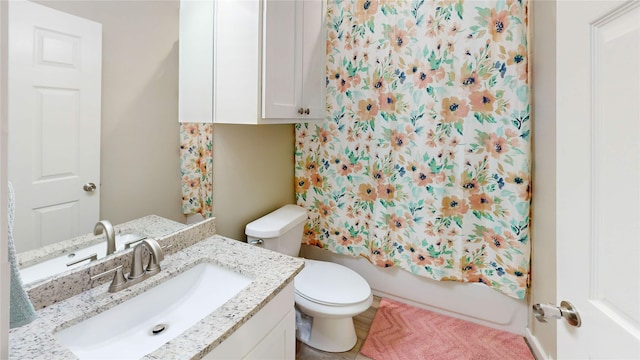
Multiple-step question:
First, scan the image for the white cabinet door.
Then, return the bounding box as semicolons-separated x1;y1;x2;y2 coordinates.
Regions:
213;0;262;124
179;0;325;124
300;0;326;120
244;309;295;360
262;0;300;119
178;0;214;123
262;0;325;122
202;283;295;359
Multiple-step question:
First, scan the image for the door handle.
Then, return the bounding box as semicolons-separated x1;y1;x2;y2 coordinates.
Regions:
83;182;97;192
533;301;581;327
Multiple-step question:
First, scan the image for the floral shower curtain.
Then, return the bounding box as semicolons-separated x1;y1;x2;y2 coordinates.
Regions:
295;0;530;299
180;122;214;218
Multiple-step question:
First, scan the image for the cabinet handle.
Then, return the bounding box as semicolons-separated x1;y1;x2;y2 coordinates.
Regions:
298;108;305;115
304;108;310;115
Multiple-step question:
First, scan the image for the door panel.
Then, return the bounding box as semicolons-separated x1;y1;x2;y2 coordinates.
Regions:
36;27;80;69
262;0;300;119
8;0;101;252
37;87;79;179
593;4;640;332
301;0;325;119
557;0;640;358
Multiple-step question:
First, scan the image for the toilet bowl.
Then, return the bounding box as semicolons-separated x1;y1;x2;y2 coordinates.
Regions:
245;205;373;352
294;259;373;352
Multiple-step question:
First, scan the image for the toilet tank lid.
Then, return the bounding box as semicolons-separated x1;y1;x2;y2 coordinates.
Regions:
245;205;308;238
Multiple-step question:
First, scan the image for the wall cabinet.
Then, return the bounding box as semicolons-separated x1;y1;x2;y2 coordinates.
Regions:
179;0;326;124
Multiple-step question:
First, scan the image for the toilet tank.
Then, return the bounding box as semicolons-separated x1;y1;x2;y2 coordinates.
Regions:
245;205;307;257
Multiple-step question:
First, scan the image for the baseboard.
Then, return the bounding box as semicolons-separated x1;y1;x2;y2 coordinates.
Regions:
525;327;552;360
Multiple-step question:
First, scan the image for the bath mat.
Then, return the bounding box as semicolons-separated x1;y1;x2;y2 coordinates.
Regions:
360;298;534;360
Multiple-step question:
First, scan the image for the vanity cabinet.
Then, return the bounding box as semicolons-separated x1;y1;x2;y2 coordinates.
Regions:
179;0;326;125
204;282;296;359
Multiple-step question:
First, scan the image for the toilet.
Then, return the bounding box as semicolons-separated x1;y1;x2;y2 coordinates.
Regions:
245;204;373;353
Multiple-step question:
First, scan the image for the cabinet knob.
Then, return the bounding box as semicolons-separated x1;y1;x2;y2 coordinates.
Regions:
298;108;305;115
304;108;310;115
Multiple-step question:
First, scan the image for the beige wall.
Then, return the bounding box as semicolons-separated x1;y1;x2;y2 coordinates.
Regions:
530;0;557;357
34;1;185;226
212;124;296;241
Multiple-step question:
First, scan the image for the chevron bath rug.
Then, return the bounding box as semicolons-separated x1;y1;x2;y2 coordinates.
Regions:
360;298;535;360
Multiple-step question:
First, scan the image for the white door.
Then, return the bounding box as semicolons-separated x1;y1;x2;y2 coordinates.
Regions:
556;0;640;358
8;0;102;253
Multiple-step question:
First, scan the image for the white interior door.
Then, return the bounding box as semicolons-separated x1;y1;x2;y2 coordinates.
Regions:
8;0;102;253
556;0;640;358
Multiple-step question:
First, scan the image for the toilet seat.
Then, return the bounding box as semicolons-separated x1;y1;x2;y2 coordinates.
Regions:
294;259;371;306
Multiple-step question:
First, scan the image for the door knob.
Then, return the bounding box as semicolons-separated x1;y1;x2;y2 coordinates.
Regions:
304;108;310;115
83;183;97;192
533;301;582;327
298;108;305;115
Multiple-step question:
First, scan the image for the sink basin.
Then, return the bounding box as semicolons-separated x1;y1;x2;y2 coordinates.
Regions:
55;262;252;359
20;234;145;285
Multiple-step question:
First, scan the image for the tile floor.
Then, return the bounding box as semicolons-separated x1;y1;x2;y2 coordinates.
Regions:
295;296;381;360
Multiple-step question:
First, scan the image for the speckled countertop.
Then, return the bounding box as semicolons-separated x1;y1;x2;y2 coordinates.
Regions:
9;235;305;360
18;215;186;268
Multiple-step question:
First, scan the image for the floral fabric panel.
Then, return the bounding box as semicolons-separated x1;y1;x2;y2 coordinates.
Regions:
180;122;213;218
295;0;530;299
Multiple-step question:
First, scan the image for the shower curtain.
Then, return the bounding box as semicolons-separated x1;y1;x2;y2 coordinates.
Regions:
295;0;530;299
180;122;214;218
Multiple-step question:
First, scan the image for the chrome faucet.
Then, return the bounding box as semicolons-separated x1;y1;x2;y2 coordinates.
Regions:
105;239;165;293
94;220;116;255
128;239;164;280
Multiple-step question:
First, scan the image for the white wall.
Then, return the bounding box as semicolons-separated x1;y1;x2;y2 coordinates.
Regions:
529;0;557;358
32;0;185;225
1;1;10;356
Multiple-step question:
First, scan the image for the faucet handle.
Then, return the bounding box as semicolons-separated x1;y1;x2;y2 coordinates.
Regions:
108;267;128;293
90;265;128;293
90;265;123;281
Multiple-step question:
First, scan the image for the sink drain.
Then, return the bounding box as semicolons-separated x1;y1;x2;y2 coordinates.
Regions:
151;324;167;335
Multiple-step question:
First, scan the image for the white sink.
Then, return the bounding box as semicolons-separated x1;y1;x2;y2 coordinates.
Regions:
55;262;253;359
20;234;145;285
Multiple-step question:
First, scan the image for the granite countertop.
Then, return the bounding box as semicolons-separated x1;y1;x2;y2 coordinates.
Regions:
9;236;305;360
18;215;187;269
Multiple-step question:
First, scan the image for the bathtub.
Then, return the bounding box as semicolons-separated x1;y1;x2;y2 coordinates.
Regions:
301;245;528;335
